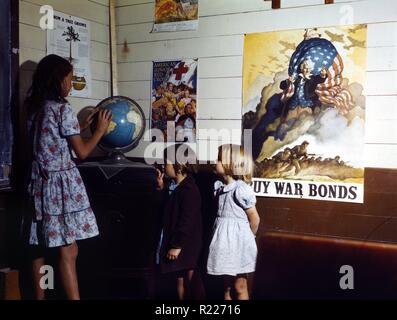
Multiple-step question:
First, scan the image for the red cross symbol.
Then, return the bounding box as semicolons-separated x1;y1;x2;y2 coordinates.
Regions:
173;62;189;80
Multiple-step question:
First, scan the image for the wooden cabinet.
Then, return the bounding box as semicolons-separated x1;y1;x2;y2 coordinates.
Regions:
77;161;160;299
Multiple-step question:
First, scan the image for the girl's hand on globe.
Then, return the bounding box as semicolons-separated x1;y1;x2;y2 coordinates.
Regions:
96;109;113;136
80;107;98;131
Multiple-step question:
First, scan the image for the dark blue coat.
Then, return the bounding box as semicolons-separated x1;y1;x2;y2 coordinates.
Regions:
159;175;202;274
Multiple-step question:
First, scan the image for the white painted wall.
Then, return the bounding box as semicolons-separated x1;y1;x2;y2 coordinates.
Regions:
115;0;397;168
19;0;111;112
18;0;397;168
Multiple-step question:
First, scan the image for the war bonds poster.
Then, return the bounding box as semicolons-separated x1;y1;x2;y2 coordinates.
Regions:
243;26;367;203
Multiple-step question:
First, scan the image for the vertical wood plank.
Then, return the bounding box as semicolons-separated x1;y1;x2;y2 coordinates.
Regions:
272;0;281;9
109;0;118;96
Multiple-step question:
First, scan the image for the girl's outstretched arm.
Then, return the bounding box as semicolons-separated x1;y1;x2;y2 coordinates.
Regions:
246;206;260;235
79;107;98;131
68;109;112;160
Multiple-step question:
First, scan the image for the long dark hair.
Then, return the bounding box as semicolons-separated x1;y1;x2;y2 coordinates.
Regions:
25;54;73;117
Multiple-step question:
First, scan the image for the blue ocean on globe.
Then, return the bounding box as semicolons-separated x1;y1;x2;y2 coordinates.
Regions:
101;100;136;148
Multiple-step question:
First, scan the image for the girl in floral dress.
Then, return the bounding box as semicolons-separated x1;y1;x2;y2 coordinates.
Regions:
25;54;112;300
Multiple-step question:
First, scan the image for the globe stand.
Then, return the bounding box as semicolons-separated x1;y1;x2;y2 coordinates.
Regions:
101;150;131;165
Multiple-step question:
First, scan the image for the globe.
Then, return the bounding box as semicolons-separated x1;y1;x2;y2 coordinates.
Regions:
91;96;145;162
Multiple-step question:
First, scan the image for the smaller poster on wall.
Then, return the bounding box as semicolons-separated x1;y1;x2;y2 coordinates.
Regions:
151;59;198;142
153;0;199;32
47;11;92;98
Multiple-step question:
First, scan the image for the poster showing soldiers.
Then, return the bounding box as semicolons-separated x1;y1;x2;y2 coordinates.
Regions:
151;59;198;142
243;26;367;203
47;11;92;98
153;0;199;32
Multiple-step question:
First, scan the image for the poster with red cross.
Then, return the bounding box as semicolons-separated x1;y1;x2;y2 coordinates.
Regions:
151;59;198;142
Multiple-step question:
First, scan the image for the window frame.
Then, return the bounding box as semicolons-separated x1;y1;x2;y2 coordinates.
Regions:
0;0;19;192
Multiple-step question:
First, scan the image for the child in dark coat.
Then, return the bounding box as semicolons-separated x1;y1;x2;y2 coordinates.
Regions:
156;143;202;300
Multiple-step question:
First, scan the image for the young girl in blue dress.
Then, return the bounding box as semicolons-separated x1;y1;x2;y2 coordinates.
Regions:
25;54;112;300
207;144;260;300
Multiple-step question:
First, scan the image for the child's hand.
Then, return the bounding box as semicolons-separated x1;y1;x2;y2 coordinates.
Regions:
246;206;260;236
80;107;98;131
167;248;181;260
38;165;49;180
95;109;112;136
156;169;164;190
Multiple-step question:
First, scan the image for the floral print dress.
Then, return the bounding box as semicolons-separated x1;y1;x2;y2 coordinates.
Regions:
28;100;99;248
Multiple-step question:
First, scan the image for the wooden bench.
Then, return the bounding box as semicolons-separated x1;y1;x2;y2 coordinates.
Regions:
252;232;397;299
0;269;21;300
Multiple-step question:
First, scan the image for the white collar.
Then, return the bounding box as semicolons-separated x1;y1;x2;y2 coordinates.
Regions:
299;73;311;80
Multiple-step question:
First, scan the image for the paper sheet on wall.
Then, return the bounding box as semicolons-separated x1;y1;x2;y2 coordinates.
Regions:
152;0;198;32
47;11;92;98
